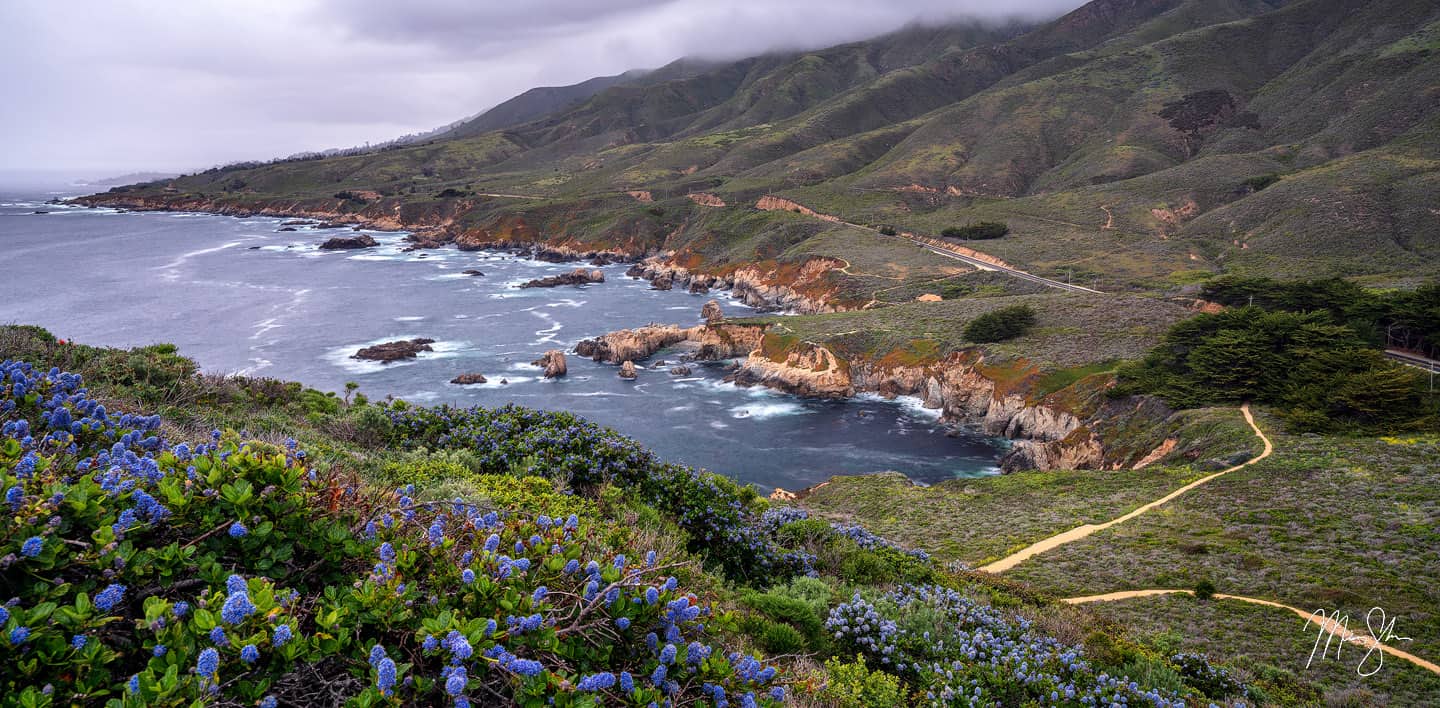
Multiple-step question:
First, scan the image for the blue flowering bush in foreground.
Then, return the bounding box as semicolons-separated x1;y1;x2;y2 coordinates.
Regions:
384;403;814;582
0;360;783;706
1;329;1260;707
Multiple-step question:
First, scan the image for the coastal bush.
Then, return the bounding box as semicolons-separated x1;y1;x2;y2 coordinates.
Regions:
823;585;1202;705
382;404;814;582
941;222;1009;240
817;655;906;707
1202;277;1440;359
963;304;1036;343
0;360;786;706
1113;307;1435;432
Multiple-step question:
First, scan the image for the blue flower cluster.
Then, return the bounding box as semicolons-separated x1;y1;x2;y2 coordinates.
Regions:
763;505;931;562
827;584;1193;706
385;403;814;582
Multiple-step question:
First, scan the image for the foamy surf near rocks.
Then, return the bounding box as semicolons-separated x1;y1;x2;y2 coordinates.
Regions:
352;338;435;362
518;268;605;288
319;234;378;250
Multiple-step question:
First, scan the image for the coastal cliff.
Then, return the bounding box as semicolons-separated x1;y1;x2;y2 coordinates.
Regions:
577;321;1179;474
626;255;850;314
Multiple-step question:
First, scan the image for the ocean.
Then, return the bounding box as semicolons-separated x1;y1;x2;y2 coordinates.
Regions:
0;186;1004;491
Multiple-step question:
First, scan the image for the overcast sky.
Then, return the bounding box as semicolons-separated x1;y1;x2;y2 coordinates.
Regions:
0;0;1082;177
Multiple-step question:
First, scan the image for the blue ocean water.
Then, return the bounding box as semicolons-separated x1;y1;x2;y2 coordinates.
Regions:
0;187;1003;490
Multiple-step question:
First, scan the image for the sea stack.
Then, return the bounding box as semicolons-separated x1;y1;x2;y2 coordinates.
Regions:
534;350;568;378
701;299;723;323
619;361;638;379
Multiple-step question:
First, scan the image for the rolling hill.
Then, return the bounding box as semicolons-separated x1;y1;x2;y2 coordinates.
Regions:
85;0;1440;293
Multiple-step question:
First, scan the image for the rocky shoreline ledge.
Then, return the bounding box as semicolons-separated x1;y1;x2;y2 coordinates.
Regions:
572;307;1181;476
71;194;1181;477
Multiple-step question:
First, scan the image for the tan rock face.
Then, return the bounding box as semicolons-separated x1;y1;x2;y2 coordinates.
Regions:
576;325;693;364
686;192;726;207
916;293;943;302
701;300;724;323
619;361;638;379
533;350;567;378
731;343;853;399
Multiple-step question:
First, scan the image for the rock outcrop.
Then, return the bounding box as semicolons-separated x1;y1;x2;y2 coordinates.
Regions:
533;350;567;378
450;373;488;385
576;325;692;364
619;361;638;379
669;365;692;376
462;269;484;277
352;339;434;362
729;343;853;399
320;234;378;250
626;256;845;313
519;268;605;288
701;300;723;323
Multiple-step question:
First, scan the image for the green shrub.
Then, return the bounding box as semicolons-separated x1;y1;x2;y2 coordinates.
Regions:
839;548;896;584
817;656;906;708
740;616;807;654
963;304;1036;343
941;222;1009;240
770;576;833;615
1194;579;1217;600
740;592;825;646
1242;173;1280;192
878;226;897;236
1113;306;1435;433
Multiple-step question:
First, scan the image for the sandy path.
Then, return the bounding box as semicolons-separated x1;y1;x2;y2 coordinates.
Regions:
1061;590;1440;676
979;405;1273;574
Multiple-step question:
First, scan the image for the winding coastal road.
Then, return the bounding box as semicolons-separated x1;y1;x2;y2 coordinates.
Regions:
1386;349;1440;373
979;405;1272;574
754;195;1105;295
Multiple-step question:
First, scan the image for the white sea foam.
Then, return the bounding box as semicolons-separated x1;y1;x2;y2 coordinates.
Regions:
856;392;943;421
321;336;468;375
394;316;426;322
153;240;250;279
730;401;808;420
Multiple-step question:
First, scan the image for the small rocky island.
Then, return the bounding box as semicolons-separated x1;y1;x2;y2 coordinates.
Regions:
319;234;378;250
533;350;568;378
352;338;434;362
518;268;605;288
450;373;488;385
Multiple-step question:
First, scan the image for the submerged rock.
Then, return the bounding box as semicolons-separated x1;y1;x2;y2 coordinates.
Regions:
669;366;693;376
519;268;605;288
619;361;638;379
277;227;297;232
450;373;488;385
319;234;378;250
462;269;485;276
352;338;434;362
533;350;568;378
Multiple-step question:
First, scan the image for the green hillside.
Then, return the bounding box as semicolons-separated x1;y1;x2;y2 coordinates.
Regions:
89;0;1438;294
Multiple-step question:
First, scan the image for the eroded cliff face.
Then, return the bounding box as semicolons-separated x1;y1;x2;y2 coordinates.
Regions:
714;338;1163;472
575;323;765;364
626;255;849;314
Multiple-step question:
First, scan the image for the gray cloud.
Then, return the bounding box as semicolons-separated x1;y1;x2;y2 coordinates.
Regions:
0;0;1083;175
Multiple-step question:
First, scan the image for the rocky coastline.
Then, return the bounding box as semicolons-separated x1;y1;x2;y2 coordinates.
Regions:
74;192;1174;476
